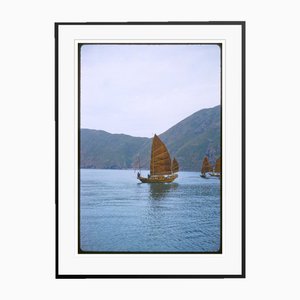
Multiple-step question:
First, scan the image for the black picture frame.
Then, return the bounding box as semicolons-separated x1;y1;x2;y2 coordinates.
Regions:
55;21;246;279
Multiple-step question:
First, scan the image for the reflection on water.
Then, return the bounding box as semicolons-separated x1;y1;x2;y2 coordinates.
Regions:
148;183;178;200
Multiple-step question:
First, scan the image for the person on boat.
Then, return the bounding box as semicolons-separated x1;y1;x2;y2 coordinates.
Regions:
148;174;150;179
137;172;140;178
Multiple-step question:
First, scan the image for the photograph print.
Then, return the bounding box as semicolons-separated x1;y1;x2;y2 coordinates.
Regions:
79;43;222;253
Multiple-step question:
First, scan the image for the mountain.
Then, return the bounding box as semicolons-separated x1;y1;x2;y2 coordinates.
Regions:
80;130;149;169
80;105;220;171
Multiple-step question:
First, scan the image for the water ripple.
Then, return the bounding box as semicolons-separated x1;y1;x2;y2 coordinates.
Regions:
80;169;221;252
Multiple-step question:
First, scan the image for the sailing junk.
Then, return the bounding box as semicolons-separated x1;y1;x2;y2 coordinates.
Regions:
137;134;179;183
200;156;212;178
215;157;221;173
210;157;221;177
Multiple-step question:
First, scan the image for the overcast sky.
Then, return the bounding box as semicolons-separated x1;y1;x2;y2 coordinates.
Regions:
80;44;220;138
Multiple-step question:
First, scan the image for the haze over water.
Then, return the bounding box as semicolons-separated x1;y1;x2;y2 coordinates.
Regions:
80;169;221;252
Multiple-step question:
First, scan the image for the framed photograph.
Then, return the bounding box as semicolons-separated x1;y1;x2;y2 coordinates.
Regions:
55;22;245;278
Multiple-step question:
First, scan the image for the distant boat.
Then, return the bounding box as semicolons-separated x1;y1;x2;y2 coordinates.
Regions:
210;157;221;178
137;134;179;183
200;156;212;178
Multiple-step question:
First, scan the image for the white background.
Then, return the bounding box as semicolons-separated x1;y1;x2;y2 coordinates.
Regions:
0;0;299;299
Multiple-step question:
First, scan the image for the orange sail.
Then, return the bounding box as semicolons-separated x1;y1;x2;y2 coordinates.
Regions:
201;156;211;174
150;134;172;176
215;157;221;173
172;158;179;173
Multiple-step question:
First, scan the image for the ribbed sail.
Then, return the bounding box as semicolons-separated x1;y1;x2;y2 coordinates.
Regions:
201;156;211;174
215;157;221;173
150;134;172;175
172;158;179;173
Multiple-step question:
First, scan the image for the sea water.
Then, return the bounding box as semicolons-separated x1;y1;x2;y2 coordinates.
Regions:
80;169;221;252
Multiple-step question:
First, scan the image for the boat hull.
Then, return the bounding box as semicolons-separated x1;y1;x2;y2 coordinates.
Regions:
209;172;221;178
138;174;178;183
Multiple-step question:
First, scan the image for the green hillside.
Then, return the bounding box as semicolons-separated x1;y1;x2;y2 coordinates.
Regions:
80;105;220;171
